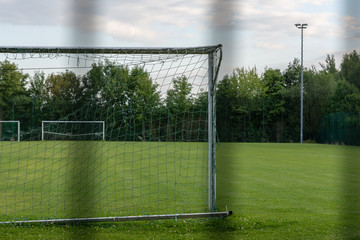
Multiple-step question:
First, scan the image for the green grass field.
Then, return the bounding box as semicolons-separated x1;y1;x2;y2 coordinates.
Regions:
1;142;360;239
0;141;208;221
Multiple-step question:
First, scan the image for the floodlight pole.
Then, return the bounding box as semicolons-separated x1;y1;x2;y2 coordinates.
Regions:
295;23;308;144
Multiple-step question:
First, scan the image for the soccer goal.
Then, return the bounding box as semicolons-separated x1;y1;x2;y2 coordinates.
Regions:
0;45;230;224
0;120;20;142
41;121;105;141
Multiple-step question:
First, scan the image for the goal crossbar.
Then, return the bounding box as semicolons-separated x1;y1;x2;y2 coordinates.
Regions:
43;132;104;137
0;45;222;55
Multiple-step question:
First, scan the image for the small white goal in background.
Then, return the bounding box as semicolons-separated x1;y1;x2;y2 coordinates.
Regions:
41;121;105;141
0;120;20;142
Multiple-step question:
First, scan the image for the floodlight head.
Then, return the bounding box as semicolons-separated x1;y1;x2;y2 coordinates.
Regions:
295;23;308;29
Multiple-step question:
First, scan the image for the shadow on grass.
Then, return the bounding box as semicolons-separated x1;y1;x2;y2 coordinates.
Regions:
66;141;98;240
211;143;238;239
342;146;360;239
342;1;360;237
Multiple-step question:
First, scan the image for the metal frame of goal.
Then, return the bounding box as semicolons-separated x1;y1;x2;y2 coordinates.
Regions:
0;45;231;224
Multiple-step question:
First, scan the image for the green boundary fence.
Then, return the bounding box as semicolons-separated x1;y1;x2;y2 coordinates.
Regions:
318;112;360;146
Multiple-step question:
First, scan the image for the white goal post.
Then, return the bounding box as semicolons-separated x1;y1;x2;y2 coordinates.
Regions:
0;120;20;142
41;121;105;141
0;45;230;225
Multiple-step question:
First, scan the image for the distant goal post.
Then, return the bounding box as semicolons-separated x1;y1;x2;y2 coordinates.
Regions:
41;121;105;141
0;120;20;142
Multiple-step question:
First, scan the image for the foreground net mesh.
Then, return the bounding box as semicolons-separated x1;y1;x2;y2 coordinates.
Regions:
0;46;221;222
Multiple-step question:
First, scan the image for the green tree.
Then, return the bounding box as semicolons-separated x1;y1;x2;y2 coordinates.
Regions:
216;74;235;141
281;59;302;142
166;76;193;141
282;61;337;141
0;61;28;138
341;50;360;90
320;54;337;75
283;58;301;87
81;62;108;105
328;79;360;113
166;76;192;113
303;69;336;140
82;62;161;141
28;71;47;128
128;66;160;140
0;61;28;120
81;61;130;131
216;67;264;142
231;67;264;115
192;91;208;141
262;68;285;142
45;70;84;120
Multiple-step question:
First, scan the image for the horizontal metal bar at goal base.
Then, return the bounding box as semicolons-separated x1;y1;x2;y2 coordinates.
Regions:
41;121;105;123
0;211;232;225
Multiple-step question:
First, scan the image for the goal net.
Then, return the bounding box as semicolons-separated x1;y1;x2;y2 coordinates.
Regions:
0;45;227;224
0;121;20;142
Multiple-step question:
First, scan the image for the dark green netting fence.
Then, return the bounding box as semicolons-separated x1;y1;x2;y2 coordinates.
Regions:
318;112;360;146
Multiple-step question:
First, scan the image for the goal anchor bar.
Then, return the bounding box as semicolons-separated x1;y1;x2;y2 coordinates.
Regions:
0;211;232;225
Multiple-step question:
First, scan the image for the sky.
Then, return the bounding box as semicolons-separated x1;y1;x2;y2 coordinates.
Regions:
0;0;359;78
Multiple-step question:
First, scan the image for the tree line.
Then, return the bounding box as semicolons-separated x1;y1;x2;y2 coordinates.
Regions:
0;50;360;143
0;60;206;141
217;51;360;143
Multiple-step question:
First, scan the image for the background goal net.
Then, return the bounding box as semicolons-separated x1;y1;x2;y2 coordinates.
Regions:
0;45;224;223
41;121;105;141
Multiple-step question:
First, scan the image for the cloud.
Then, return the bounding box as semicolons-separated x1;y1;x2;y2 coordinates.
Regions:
299;0;330;5
343;15;360;39
0;0;65;25
69;0;210;44
0;0;355;48
94;17;159;43
102;0;206;28
254;42;286;50
237;0;342;41
0;0;212;44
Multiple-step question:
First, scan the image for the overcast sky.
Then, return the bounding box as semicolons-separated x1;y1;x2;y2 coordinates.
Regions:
0;0;359;77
